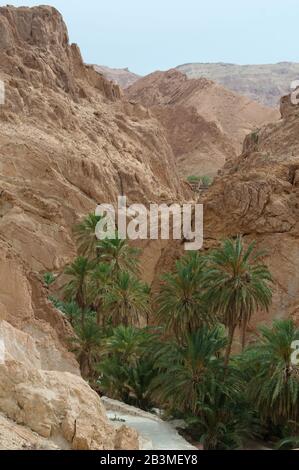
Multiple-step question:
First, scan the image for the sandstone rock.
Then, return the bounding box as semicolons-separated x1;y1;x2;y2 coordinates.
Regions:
202;88;299;332
0;4;183;449
0;319;139;450
114;426;140;451
0;413;60;450
127;69;278;177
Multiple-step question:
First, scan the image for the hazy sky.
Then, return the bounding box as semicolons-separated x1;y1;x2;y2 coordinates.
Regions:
4;0;299;75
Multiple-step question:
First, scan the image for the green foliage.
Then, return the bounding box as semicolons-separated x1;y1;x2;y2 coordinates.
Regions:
242;320;299;426
187;175;213;187
203;236;273;363
87;263;113;325
97;237;141;276
277;434;299;450
59;214;291;449
74;213;103;260
98;325;159;410
251;130;259;144
156;252;212;342
49;295;65;311
186;396;251;450
187;175;201;183
152;325;228;414
71;318;103;379
60;300;83;326
103;271;151;327
44;272;56;287
62;256;94;311
201;175;213;188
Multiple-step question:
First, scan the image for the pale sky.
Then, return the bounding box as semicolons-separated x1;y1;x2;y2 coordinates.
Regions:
3;0;299;75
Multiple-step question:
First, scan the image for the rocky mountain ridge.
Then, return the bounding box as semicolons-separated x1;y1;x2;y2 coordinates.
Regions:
96;62;299;109
126;69;279;177
176;62;299;107
93;65;140;89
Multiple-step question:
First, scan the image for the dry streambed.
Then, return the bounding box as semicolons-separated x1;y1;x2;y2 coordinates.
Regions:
102;398;197;451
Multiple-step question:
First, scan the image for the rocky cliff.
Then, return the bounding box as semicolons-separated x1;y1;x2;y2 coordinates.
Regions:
202;87;299;331
0;5;186;449
127;69;279;178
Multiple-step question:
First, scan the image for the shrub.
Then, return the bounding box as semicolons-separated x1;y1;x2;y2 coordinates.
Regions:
43;272;56;287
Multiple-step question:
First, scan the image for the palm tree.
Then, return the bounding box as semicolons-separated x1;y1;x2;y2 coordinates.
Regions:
43;272;56;287
74;213;103;260
88;263;113;326
204;236;273;365
97;237;140;276
101;324;154;361
62;256;94;324
156;253;211;342
188;394;249;450
277;434;299;450
152;325;228;414
61;300;82;327
98;325;158;410
103;271;151;327
71;319;103;378
244;320;299;426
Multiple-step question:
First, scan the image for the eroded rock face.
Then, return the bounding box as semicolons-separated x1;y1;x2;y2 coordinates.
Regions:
202;89;299;329
126;69;279;178
0;413;60;450
0;320;139;450
0;5;185;449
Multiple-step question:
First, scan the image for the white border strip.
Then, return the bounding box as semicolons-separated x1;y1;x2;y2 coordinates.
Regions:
0;338;4;364
0;80;4;105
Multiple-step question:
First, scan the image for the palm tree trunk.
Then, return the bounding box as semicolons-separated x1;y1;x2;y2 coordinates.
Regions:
241;321;247;351
224;324;236;368
79;353;89;378
77;285;85;327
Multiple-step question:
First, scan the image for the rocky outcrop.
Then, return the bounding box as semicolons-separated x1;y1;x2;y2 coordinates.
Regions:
202;89;299;329
93;65;140;89
127;69;279;177
0;413;60;450
177;62;299;107
0;320;139;450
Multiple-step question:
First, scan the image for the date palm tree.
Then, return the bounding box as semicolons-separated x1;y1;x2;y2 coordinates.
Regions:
97;237;140;276
98;325;158;409
103;271;151;327
74;213;102;260
152;325;229;414
88;263;113;326
156;253;211;342
61;300;82;327
204;236;273;365
244;320;299;426
71;319;103;379
101;324;154;361
62;256;94;324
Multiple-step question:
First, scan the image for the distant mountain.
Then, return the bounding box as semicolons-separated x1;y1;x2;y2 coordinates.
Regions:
126;69;279;178
93;65;140;89
176;62;299;107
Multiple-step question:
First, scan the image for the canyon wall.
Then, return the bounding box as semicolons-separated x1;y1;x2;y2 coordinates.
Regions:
0;5;186;449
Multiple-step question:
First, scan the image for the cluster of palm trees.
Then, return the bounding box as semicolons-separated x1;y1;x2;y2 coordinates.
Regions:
46;212;299;449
